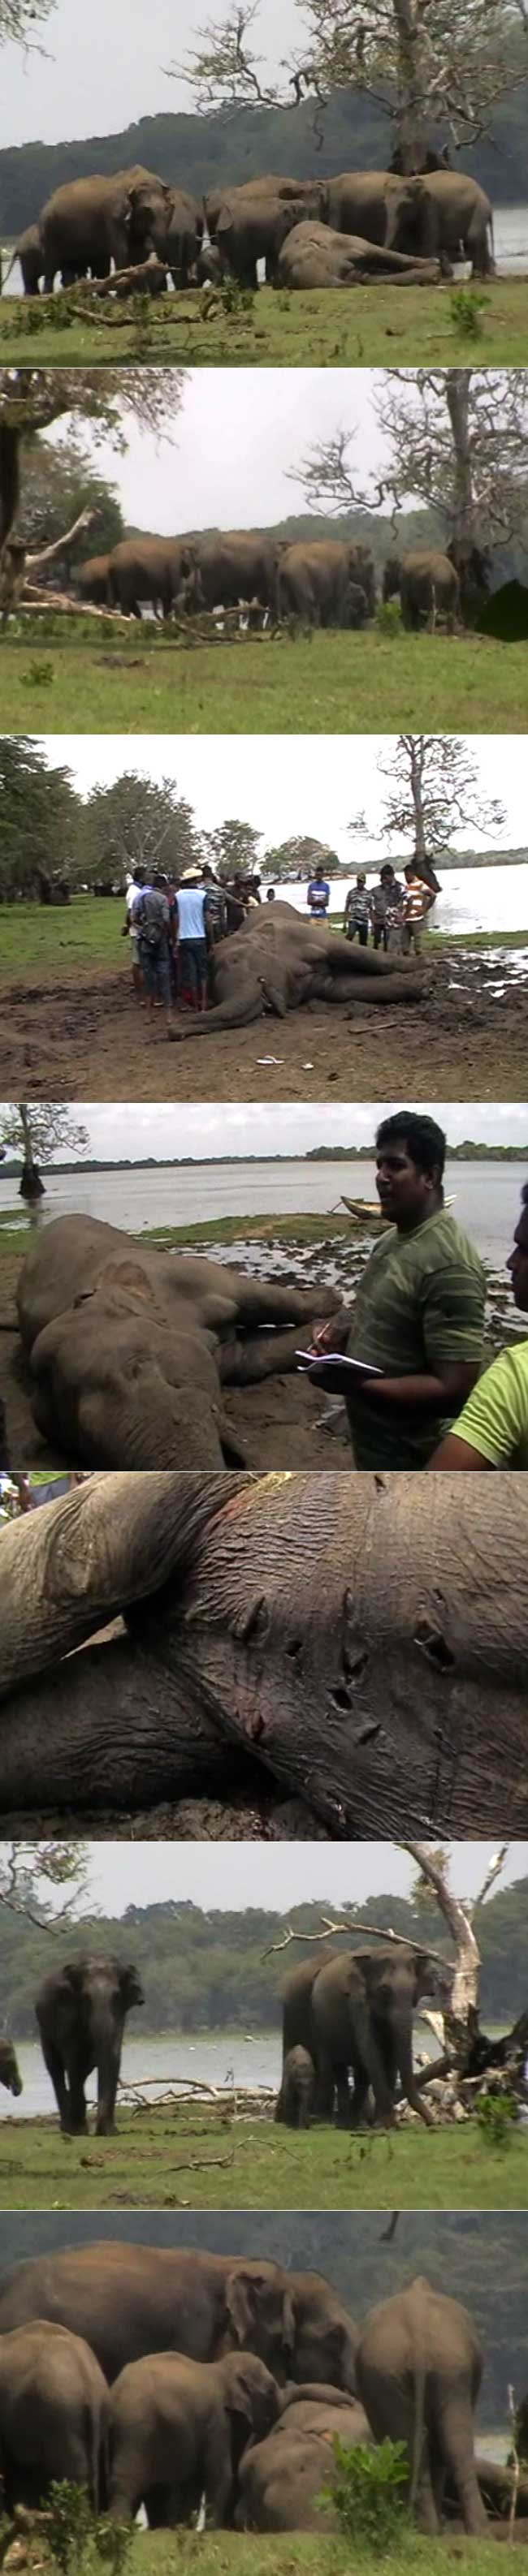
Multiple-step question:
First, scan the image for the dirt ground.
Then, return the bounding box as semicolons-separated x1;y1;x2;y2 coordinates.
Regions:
2;955;528;1101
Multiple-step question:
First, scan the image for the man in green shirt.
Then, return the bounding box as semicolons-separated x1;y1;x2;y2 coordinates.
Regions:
316;1111;486;1470
431;1184;528;1470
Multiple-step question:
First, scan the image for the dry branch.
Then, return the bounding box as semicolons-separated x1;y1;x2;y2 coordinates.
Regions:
262;1914;455;1966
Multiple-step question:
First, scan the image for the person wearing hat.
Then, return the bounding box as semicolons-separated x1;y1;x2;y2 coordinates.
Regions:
174;868;210;1011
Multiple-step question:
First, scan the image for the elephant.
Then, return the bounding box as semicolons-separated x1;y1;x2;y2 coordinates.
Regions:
165;188;203;286
383;549;461;630
215;192;318;287
38;166;173;291
1;1472;527;1836
323;169;493;275
324;170;427;248
15;1212;338;1470
0;2039;22;2098
206;174;323;242
168;898;422;1039
277;541;376;626
0;2244;359;2397
106;536;196;620
276;220;439;290
356;2277;487;2535
74;554;112;606
236;2384;372;2531
2;223;43;295
0;2319;109;2511
107;2348;279;2524
309;1945;452;2129
275;2044;315;2128
35;1951;145;2136
410;170;495;277
190;531;280;618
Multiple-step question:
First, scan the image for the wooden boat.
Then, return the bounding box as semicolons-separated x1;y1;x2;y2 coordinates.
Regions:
339;1194;456;1225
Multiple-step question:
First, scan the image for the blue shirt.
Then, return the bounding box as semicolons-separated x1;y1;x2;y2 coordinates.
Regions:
176;887;208;939
307;879;330;916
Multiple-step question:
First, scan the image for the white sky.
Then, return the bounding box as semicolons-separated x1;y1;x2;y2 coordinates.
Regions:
2;0;298;149
38;734;527;859
10;1841;526;1918
2;1105;527;1158
47;373;392;535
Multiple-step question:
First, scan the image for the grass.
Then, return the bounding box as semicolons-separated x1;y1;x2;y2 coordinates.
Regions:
2;276;528;366
0;901;525;991
0;2099;526;2212
88;2536;520;2576
0;626;526;733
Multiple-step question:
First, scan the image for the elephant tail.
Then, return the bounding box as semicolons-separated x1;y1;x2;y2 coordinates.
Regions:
409;2288;428;2514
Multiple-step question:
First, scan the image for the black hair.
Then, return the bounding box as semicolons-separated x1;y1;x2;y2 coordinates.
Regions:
380;864;394;881
375;1112;446;1181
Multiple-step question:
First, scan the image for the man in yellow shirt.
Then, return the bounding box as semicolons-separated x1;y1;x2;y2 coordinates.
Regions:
431;1185;528;1469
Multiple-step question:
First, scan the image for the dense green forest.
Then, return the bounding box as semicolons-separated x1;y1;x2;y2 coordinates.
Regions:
0;2211;526;2423
2;1883;526;2041
2;80;528;234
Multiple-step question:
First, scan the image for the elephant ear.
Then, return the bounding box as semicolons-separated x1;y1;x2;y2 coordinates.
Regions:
119;1966;145;2009
225;2266;295;2365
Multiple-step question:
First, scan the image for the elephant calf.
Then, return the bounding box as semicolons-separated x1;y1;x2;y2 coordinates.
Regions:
275;2044;315;2127
0;2320;109;2511
236;2384;372;2530
108;2350;280;2525
36;1951;144;2136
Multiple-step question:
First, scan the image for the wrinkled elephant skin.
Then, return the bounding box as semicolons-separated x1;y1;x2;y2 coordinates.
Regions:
169;897;424;1038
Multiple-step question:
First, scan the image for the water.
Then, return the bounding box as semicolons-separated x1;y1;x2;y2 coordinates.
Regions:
0;2020;442;2121
2;203;528;295
0;1158;525;1276
272;865;528;936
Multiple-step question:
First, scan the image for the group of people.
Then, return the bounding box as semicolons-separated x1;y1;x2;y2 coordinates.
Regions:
306;862;436;954
312;1110;528;1473
123;864;264;1020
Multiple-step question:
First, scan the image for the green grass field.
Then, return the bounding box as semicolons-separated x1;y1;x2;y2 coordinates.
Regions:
87;2537;525;2576
0;626;524;732
1;276;527;366
0;2100;526;2212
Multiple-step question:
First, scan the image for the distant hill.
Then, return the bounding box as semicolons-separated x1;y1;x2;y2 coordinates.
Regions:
1;80;527;231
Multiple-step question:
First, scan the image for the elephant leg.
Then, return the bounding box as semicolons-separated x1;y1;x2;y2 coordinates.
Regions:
168;984;266;1037
228;1280;337;1335
441;2405;488;2535
313;2068;335;2121
348;2061;373;2128
144;2487;179;2528
41;2042;72;2134
334;2063;353;2127
393;2016;435;2126
348;2002;396;2126
67;2065;89;2134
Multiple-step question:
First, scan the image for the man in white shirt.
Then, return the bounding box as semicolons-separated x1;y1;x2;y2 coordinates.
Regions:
175;868;210;1010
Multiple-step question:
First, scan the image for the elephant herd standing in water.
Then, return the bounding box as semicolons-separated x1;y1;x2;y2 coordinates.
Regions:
0;2245;517;2538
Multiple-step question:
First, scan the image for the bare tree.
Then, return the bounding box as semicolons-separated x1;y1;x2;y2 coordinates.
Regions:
0;1841;91;1936
406;1842;509;2066
0;0;54;48
0;369;186;560
0;1104;89;1203
169;0;528;167
366;734;505;878
296;368;528;571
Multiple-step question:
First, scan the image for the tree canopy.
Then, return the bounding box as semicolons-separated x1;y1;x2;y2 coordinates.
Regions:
171;0;528;168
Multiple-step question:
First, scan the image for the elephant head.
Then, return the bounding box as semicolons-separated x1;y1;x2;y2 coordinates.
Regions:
223;2264;296;2380
288;2276;358;2393
127;178;174;260
220;2352;280;2452
28;1283;237;1470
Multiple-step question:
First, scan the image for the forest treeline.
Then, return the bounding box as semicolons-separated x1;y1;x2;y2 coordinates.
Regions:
1;81;528;234
2;1144;528;1175
0;2209;525;2422
2;1883;526;2040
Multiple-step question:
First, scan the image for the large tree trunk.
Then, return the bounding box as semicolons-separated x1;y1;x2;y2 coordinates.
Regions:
0;1474;527;1829
393;0;431;170
18;1105;45;1203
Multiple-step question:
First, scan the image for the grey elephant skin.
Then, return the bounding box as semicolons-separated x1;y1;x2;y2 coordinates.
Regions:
190;532;280;618
383;549;460;627
277;220;439;289
73;554;112;606
38;166;188;290
275;2044;315;2128
106;536;196;619
169;897;423;1039
236;2383;372;2530
281;1945;451;2128
0;2245;359;2395
1;1471;528;1833
325;169;494;274
0;2040;22;2099
277;541;375;626
35;1951;145;2136
356;2277;487;2535
2;223;43;294
0;2320;109;2511
108;2350;279;2524
16;1213;337;1469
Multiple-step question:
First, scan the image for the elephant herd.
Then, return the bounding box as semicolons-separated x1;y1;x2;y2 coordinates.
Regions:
72;528;461;633
6;162;495;298
0;2244;513;2538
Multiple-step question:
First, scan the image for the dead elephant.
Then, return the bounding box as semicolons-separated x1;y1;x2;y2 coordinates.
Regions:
276;222;439;288
168;897;424;1039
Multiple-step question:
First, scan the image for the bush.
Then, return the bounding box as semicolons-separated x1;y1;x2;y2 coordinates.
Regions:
321;2436;411;2549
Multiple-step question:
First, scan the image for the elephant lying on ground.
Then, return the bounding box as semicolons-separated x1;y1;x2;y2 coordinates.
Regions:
276;221;439;289
106;536;195;619
0;2320;109;2510
275;2044;315;2128
1;1471;527;1834
35;1951;145;2135
277;542;375;626
168;898;423;1038
16;1213;338;1468
108;2350;279;2523
356;2278;487;2535
236;2384;371;2530
0;2040;22;2097
383;549;460;629
0;2243;359;2395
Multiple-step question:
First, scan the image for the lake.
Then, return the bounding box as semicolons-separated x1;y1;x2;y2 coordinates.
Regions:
0;2021;444;2121
2;204;528;292
272;866;528;936
0;1158;526;1276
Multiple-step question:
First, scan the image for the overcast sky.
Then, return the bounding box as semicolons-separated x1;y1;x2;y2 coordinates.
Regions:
11;1841;526;1917
47;373;394;535
2;0;296;149
2;1104;526;1159
39;734;526;858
